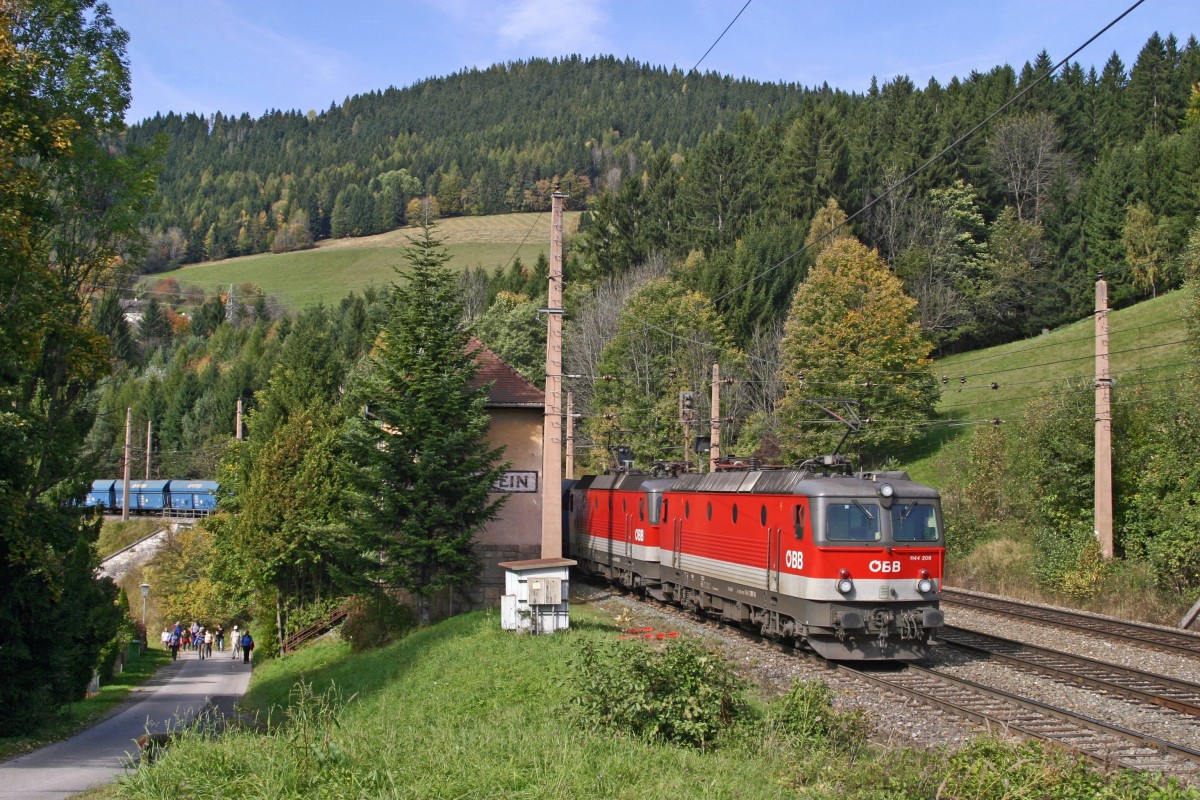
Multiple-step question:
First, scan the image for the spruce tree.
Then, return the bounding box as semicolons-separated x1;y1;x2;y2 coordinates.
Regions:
343;222;508;621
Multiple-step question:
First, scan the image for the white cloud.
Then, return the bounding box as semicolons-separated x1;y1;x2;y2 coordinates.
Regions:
496;0;610;54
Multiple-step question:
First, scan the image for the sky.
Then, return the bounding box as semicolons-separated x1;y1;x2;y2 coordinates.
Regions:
106;0;1198;125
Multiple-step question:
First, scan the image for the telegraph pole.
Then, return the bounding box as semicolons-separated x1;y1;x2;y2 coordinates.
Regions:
1095;278;1114;560
710;363;721;471
565;391;575;480
122;407;132;521
145;419;152;480
540;185;568;558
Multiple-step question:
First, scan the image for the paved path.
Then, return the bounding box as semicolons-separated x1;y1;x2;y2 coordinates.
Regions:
0;647;253;799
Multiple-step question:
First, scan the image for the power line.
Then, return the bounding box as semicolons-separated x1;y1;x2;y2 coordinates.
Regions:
680;0;753;86
605;0;1150;355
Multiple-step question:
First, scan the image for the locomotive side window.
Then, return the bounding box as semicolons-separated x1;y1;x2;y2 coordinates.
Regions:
826;501;881;542
706;502;712;521
794;505;805;539
685;500;690;518
663;498;668;519
731;504;739;524
891;502;941;542
622;498;627;513
639;497;645;521
760;505;767;526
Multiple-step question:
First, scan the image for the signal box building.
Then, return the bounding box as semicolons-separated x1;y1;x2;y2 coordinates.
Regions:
462;338;547;609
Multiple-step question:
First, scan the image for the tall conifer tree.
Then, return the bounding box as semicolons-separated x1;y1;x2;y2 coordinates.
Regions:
343;223;508;621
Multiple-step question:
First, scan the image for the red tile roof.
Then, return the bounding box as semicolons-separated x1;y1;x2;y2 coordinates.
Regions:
467;337;544;408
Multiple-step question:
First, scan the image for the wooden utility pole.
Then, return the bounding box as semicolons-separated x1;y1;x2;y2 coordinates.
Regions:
565;391;575;480
1095;278;1114;560
236;398;243;440
122;407;132;521
710;363;721;471
540;186;568;558
145;419;152;480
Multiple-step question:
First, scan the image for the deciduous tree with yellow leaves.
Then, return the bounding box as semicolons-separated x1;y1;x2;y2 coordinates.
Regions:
777;235;938;463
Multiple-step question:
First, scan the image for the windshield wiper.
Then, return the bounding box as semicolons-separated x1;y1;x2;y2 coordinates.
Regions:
852;500;874;520
897;501;916;521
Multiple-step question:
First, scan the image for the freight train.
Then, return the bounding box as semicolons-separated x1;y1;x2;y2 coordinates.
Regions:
85;478;220;516
569;461;944;660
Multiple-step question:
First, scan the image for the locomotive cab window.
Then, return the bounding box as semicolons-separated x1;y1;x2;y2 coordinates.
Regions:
826;501;881;542
794;505;805;540
638;497;645;521
891;502;941;542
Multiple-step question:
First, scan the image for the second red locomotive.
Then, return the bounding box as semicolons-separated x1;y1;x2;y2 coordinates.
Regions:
570;464;945;660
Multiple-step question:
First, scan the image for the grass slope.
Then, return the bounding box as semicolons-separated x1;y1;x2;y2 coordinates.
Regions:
108;606;1197;800
149;212;582;310
935;290;1189;425
116;610;794;799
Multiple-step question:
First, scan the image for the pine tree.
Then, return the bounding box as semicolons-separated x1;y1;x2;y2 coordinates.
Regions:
343;222;508;621
138;296;171;347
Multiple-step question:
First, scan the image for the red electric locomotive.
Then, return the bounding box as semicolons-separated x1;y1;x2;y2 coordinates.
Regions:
570;464;945;660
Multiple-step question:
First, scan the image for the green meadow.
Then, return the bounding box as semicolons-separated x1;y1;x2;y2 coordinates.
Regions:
934;289;1189;426
148;212;582;310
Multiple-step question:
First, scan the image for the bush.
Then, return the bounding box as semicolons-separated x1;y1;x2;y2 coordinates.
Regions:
770;679;869;752
569;636;748;749
941;735;1199;799
1033;517;1107;599
340;594;415;653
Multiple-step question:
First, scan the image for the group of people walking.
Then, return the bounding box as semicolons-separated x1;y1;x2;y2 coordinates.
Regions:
161;621;254;664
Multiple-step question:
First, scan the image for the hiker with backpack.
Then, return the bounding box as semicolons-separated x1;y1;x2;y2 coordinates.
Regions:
240;629;254;664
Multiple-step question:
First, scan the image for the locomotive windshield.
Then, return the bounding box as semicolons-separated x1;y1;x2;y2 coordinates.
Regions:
826;501;882;541
891;502;941;542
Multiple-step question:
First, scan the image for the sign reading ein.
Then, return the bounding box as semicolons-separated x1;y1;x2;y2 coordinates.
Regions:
491;471;538;493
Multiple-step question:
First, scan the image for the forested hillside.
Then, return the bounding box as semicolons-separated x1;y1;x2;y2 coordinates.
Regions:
130;40;1200;351
127;55;808;264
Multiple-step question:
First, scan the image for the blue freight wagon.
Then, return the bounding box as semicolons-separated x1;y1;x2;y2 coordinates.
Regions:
168;480;219;516
132;479;171;512
85;479;117;510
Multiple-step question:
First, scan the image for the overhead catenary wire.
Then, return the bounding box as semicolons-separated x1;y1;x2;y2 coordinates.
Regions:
605;0;1150;352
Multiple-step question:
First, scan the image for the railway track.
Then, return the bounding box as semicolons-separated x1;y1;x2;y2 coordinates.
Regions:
941;587;1200;658
840;661;1200;777
937;626;1200;718
584;583;1200;778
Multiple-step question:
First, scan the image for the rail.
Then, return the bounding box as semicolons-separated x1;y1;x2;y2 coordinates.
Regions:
839;661;1200;777
941;587;1200;658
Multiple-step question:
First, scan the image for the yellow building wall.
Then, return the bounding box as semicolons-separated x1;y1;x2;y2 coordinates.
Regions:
469;407;546;606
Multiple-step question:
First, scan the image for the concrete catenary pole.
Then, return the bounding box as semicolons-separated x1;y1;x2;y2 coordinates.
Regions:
1095;278;1114;560
540;185;568;558
710;362;721;471
122;407;132;521
236;398;243;440
565;391;575;481
145;419;152;480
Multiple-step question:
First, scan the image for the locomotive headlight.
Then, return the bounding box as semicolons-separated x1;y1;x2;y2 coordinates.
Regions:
837;569;854;594
916;569;934;594
879;483;894;498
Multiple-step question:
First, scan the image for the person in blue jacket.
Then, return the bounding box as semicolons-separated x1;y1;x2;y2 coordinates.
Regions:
240;629;254;664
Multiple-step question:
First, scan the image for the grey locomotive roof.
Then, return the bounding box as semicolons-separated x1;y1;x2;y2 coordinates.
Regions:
670;469;940;500
575;469;938;499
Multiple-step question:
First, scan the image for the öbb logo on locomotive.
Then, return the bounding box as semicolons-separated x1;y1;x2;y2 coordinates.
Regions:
570;463;945;661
